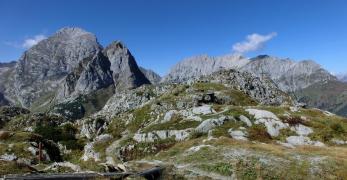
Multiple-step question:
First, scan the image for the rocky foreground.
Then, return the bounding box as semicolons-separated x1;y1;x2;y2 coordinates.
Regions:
1;69;347;179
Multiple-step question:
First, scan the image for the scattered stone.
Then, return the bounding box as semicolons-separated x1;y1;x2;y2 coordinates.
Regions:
0;153;17;161
290;124;313;136
133;129;193;142
228;129;248;141
81;142;101;162
331;139;347;145
246;109;288;137
286;136;325;147
195;116;231;133
192;105;216;115
44;162;81;172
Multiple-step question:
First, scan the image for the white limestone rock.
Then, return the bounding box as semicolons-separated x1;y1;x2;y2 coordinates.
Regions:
228;129;248;141
133;129;193;142
195;116;231;133
286;136;325;147
290;124;313;136
239;115;252;127
246;109;288;137
163;110;178;123
192;105;216;115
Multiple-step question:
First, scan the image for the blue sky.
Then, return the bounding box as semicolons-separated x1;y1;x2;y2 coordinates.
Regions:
0;0;346;75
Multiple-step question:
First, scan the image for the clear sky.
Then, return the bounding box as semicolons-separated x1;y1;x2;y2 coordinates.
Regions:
0;0;346;75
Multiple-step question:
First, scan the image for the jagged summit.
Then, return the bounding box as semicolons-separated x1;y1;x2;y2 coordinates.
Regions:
103;40;150;89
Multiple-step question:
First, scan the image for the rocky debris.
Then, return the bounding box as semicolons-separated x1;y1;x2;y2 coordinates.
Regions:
192;105;216;115
228;128;248;141
79;118;107;139
103;41;150;90
44;162;81;172
97;85;159;118
290;124;313;136
163;54;249;83
246;109;288;137
57;51;114;100
81;142;101;162
239;115;252;127
195;116;232;133
0;153;17;161
133;129;193;142
331;139;347;145
286;136;325;147
140;67;162;85
201;70;292;105
13;27;102;107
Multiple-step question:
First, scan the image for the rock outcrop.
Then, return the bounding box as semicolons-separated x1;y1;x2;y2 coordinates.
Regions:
56;51;114;100
201;69;293;105
103;41;150;90
12;27;102;107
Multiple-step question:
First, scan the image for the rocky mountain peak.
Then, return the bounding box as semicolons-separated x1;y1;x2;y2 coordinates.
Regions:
103;41;150;90
11;27;102;107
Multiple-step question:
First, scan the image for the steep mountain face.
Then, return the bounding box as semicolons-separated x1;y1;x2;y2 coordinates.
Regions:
11;27;102;107
139;67;161;84
56;51;114;101
0;92;9;106
241;55;336;92
103;41;150;90
0;61;16;92
295;80;347;117
163;54;249;83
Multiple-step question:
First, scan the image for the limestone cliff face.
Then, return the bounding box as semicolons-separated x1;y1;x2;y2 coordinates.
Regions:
103;41;150;90
241;55;336;92
163;54;249;83
12;27;102;107
56;51;114;101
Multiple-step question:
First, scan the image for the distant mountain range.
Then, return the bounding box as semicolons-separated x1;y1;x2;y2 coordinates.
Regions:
0;27;347;117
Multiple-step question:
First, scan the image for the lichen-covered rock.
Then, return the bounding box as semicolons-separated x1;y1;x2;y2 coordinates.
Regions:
286;136;325;147
192;105;216;115
195;116;232;133
228;128;248;141
246;109;288;137
133;129;193;142
290;124;313;136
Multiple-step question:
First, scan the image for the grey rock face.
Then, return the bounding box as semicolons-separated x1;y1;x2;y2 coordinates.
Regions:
57;51;114;100
0;92;9;106
163;54;249;83
103;41;150;90
139;67;161;84
12;27;102;107
241;55;336;92
201;69;293;105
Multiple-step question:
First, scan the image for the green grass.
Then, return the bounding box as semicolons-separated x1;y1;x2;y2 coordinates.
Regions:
193;82;227;91
212;121;244;137
247;124;272;143
107;117;126;139
199;162;234;176
143;114;200;133
128;105;152;133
